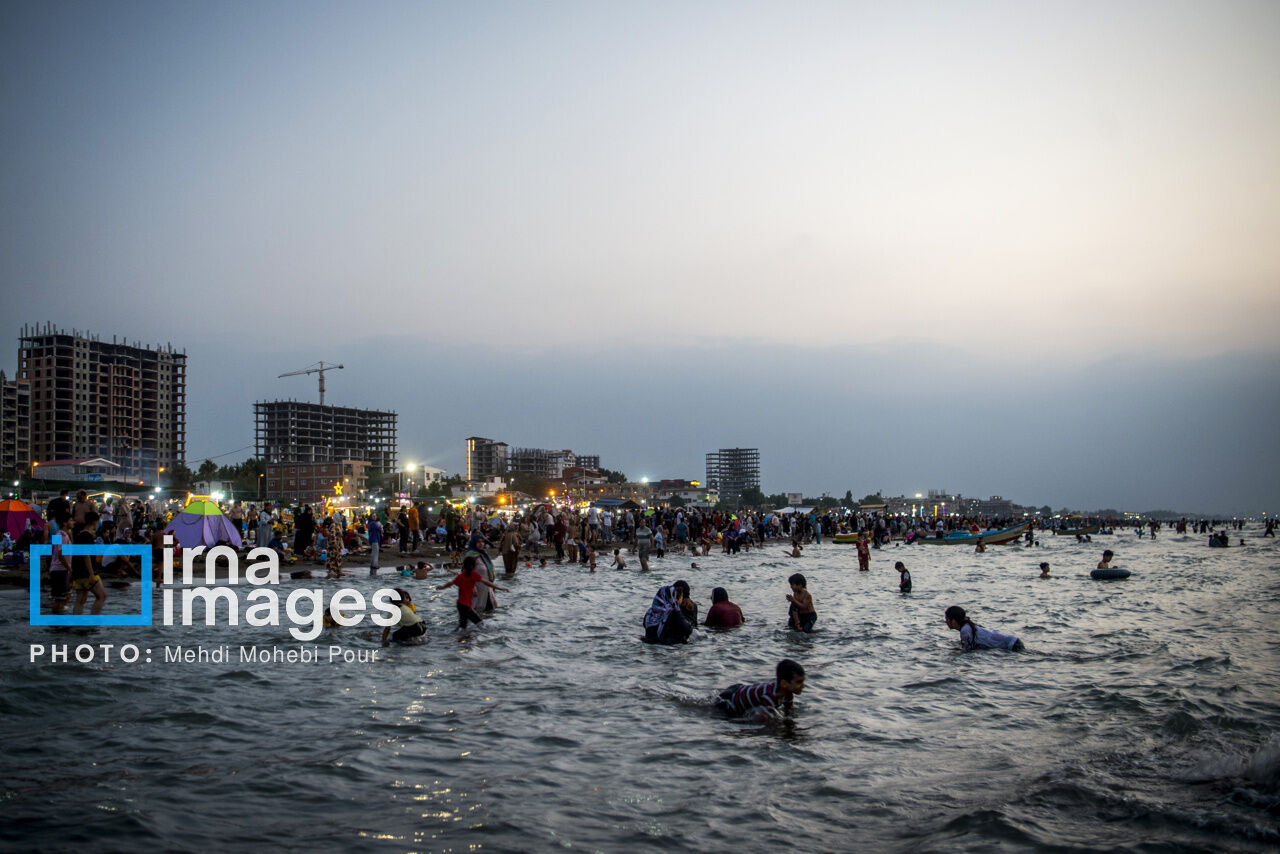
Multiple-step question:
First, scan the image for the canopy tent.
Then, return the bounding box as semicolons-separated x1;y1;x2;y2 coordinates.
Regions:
590;498;642;510
0;499;45;539
164;499;242;549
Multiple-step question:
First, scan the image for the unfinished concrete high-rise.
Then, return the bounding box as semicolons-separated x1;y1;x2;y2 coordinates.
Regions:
705;447;760;506
0;370;31;476
254;400;397;474
18;323;186;481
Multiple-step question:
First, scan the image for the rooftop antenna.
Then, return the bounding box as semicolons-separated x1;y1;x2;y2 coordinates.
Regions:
277;361;344;405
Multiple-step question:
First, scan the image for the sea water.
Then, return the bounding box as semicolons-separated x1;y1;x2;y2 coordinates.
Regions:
1;530;1277;852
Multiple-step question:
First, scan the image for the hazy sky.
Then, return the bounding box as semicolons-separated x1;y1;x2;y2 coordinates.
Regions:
2;1;1277;514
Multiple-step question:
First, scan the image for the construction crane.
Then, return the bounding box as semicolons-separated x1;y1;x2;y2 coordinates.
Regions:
277;361;344;405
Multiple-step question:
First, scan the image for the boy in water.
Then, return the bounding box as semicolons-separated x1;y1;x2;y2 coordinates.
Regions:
896;561;911;592
612;549;626;569
785;573;816;632
1039;562;1051;578
717;659;806;719
1097;549;1115;569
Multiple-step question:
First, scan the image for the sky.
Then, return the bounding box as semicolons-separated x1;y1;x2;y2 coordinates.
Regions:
2;1;1277;514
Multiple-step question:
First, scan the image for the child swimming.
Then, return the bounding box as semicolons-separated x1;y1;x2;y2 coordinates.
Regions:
716;659;805;719
943;605;1023;651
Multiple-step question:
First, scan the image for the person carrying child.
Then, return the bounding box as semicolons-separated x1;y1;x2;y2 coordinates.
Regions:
380;588;427;645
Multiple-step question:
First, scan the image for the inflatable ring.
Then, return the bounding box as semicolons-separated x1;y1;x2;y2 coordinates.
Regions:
1091;568;1131;580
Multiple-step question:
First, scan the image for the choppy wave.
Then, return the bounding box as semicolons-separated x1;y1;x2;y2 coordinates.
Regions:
1;528;1277;851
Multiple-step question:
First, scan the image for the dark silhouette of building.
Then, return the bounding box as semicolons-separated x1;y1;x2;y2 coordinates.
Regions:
706;447;760;506
255;400;397;474
19;322;185;481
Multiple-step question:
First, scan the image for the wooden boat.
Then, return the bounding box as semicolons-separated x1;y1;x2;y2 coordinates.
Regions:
1054;522;1101;536
915;522;1030;546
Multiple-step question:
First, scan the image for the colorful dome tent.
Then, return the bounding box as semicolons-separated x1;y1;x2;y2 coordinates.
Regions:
0;499;45;539
164;498;242;549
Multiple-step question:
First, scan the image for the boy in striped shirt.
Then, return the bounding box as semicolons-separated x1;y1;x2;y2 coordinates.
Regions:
717;659;806;719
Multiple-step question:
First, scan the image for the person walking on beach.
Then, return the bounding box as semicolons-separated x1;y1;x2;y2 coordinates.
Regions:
294;506;316;556
70;530;107;615
366;514;383;571
408;504;421;553
46;489;72;534
324;517;344;578
396;508;410;555
499;523;521;574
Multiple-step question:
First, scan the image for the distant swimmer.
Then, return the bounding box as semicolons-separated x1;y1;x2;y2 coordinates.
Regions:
786;573;817;632
1039;562;1051;579
974;538;986;554
612;549;627;570
1097;549;1115;570
896;561;911;592
944;605;1023;651
716;659;805;719
704;587;744;628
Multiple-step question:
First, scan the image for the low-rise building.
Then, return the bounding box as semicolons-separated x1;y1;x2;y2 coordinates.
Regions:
264;459;368;505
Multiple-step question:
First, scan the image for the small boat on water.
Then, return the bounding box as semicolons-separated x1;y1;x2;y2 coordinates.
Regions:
1054;522;1101;536
916;522;1030;546
832;533;862;544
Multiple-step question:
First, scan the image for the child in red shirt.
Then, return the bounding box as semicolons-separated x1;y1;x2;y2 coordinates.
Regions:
437;555;509;629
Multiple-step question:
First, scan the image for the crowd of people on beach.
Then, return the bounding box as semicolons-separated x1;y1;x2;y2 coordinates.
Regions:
20;491;1272;720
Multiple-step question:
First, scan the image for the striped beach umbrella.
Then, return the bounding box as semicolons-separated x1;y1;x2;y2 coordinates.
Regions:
164;499;243;549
